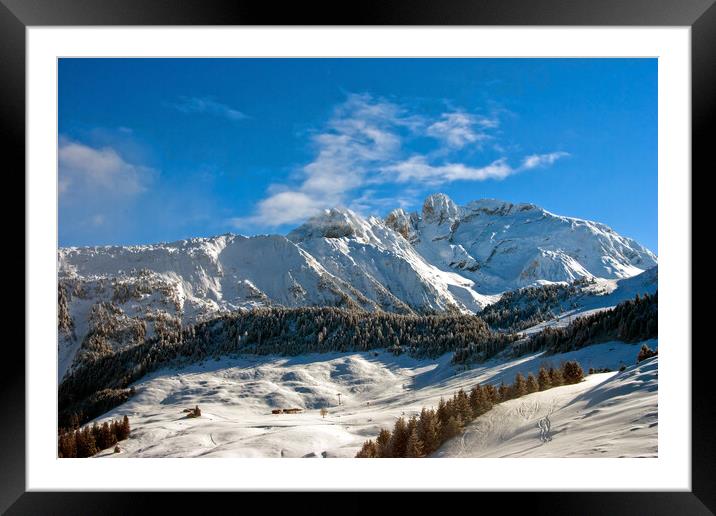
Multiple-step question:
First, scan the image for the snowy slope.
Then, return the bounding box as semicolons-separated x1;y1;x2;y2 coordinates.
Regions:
433;355;658;458
289;208;494;314
58;234;372;380
93;340;655;458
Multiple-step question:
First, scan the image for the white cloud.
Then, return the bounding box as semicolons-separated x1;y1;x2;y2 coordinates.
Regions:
59;138;158;244
229;191;325;228
382;151;569;185
59;140;155;198
171;96;248;121
426;111;495;149
382;156;514;184
521;151;570;169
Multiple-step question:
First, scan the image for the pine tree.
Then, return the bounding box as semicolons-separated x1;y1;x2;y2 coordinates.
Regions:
376;428;392;458
442;415;463;441
511;373;528;398
484;384;499;404
548;367;564;387
356;439;378;458
405;428;424;458
417;408;441;454
76;426;99;458
91;422;101;448
389;417;409;458
117;415;130;440
537;367;551;391
469;385;481;414
526;373;539;394
562;361;584;384
454;389;473;422
58;430;77;458
436;397;449;426
98;421;114;450
498;381;510;402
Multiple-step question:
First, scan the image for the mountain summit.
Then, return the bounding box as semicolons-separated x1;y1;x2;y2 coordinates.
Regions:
384;193;656;292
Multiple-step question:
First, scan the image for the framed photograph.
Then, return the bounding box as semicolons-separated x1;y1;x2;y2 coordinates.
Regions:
5;0;710;512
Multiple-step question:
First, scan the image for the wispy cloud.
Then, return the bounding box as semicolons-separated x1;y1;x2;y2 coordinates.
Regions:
381;151;569;185
170;96;248;121
230;94;568;229
521;151;570;169
426;111;496;149
381;156;513;184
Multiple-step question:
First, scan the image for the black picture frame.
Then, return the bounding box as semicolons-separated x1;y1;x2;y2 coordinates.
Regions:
3;0;711;513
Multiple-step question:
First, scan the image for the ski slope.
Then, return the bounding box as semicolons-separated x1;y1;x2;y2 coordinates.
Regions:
94;340;657;458
434;355;658;458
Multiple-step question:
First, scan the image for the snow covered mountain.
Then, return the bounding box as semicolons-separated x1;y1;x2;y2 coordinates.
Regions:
58;193;656;380
384;194;657;293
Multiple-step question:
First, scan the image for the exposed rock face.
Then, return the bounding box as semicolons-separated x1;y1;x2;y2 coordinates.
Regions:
421;193;459;225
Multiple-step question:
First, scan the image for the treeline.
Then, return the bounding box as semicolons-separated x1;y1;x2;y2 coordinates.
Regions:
356;360;585;458
525;292;657;355
58;415;130;458
479;278;595;332
59;307;516;428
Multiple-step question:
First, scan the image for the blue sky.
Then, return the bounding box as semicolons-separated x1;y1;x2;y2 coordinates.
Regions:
58;58;657;252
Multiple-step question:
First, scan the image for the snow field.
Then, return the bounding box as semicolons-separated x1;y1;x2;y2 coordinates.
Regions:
95;340;656;458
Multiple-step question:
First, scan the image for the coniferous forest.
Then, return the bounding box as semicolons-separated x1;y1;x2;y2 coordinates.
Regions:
525;292;657;354
58;415;131;458
479;278;595;332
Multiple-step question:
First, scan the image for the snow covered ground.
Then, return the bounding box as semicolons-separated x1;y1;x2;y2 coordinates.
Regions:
94;339;656;458
434;355;658;458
